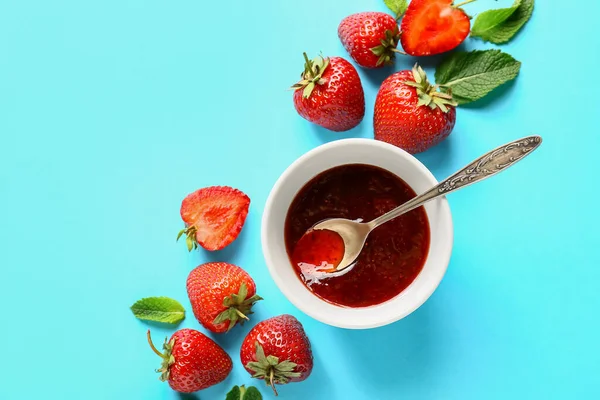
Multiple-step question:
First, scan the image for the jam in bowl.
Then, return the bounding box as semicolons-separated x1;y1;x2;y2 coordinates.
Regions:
262;139;453;329
285;164;431;308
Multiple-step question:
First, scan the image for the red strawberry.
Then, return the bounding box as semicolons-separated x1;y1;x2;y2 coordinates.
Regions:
338;12;401;68
147;329;232;393
400;0;471;56
240;315;313;396
187;262;262;333
178;186;250;251
374;64;457;154
292;54;365;132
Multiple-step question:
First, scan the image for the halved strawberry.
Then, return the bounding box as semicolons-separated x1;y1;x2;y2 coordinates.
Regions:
400;0;472;56
177;186;250;251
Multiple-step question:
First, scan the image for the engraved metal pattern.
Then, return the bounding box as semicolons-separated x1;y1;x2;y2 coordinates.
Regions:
368;135;542;230
437;136;542;194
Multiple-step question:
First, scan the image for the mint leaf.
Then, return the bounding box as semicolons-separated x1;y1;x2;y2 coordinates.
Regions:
226;386;241;400
384;0;408;17
472;0;521;34
471;0;534;44
435;50;521;105
226;385;262;400
244;387;262;400
130;297;185;324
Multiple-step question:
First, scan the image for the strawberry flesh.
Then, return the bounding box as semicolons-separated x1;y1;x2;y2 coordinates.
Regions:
180;186;250;251
401;0;470;56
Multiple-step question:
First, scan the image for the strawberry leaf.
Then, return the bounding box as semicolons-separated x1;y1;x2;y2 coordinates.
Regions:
434;50;521;105
471;0;534;44
226;385;263;400
384;0;408;17
130;297;185;324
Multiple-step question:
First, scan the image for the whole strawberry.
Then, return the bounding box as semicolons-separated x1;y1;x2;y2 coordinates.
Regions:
374;64;457;154
178;186;250;251
292;53;364;132
147;329;232;393
401;0;471;56
240;314;313;396
338;12;401;68
187;262;262;333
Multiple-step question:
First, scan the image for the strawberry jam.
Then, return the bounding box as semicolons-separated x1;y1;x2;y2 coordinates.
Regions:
285;164;430;308
291;229;346;273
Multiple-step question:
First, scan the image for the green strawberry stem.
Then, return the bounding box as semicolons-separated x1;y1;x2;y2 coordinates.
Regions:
404;64;457;113
177;225;198;252
290;53;330;99
391;48;407;55
245;342;301;397
453;0;477;8
147;330;164;357
236;309;250;320
147;330;176;382
269;369;278;397
302;53;314;79
370;28;403;66
213;282;263;332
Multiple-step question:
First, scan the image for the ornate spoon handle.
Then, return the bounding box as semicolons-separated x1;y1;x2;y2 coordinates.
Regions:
369;135;542;229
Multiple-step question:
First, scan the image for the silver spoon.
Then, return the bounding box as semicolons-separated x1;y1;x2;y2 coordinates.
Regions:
312;135;542;271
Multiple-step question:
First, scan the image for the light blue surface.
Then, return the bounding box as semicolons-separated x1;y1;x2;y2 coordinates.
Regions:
1;0;598;398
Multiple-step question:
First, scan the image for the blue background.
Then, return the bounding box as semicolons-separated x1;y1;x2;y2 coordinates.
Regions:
1;0;598;398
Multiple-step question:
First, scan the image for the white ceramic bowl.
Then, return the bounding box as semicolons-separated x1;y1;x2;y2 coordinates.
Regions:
262;139;453;329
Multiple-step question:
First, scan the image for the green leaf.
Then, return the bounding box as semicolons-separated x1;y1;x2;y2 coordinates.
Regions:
226;386;241;400
130;297;185;324
255;342;268;363
434;50;521;105
384;0;408;17
471;0;534;44
244;386;263;400
302;82;315;99
213;308;234;325
226;385;263;400
275;361;298;372
238;282;248;301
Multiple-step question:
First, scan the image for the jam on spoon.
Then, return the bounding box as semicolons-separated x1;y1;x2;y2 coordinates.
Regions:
291;229;345;273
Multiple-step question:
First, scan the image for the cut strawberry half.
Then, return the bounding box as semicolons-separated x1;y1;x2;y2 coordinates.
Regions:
178;186;250;251
400;0;472;56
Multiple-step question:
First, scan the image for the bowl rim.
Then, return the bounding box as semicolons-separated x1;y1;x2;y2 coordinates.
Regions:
261;138;453;329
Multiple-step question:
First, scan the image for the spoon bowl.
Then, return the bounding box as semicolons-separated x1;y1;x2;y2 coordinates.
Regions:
311;218;371;270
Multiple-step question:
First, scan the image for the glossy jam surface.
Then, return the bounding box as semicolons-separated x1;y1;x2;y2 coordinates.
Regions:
291;229;345;273
285;164;430;308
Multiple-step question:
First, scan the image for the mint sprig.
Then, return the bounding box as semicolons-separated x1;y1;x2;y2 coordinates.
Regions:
226;385;263;400
384;0;408;18
435;50;521;105
471;0;534;44
130;297;185;324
